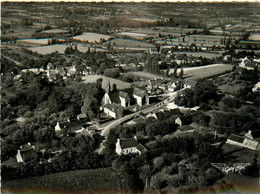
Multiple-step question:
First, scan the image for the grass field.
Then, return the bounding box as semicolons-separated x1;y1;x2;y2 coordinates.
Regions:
103;38;155;48
124;71;164;80
82;75;132;90
116;32;148;38
176;52;222;59
2;168;122;193
72;32;112;43
40;29;69;34
168;64;232;80
28;44;106;55
248;34;260;41
17;38;65;45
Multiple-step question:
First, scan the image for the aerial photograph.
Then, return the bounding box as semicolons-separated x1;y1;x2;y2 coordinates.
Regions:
1;1;260;193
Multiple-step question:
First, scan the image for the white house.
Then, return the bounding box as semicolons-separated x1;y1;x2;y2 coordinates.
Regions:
103;104;123;118
133;87;149;106
116;136;147;155
175;117;183;126
16;142;37;163
226;134;260;151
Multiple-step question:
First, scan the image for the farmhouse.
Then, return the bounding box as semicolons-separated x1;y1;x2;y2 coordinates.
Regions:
184;79;197;88
16;142;37;163
55;117;89;133
103;104;124;118
116;136;147;155
226;133;260;151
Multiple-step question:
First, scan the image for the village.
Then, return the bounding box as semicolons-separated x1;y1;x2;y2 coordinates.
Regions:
1;1;260;193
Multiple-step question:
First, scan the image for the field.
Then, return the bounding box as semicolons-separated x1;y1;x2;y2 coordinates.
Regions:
124;71;164;80
72;32;112;43
28;44;106;55
2;168;122;193
82;75;132;90
248;34;260;41
168;64;233;80
17;38;65;45
116;32;148;39
176;52;222;59
40;29;69;34
103;38;155;48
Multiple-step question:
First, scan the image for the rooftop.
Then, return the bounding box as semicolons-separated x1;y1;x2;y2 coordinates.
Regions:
228;134;244;144
120;138;138;149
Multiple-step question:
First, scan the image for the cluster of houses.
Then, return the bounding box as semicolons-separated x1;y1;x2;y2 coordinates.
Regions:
226;130;260;151
19;62;92;82
238;56;260;70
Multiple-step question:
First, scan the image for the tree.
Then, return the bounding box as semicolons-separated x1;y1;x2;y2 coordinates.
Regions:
242;154;259;177
179;68;184;79
173;66;178;78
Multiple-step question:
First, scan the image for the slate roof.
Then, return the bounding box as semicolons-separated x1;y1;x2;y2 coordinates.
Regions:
108;91;121;104
185;79;197;87
119;91;130;99
59;119;83;130
104;104;119;112
20;149;37;162
120;138;138;149
149;79;164;86
133;87;147;97
228;134;244;143
20;144;33;151
136;143;147;153
155;109;182;120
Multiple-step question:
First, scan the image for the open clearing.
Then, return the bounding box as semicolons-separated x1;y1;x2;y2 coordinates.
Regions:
2;168;122;193
28;44;106;55
82;75;132;90
169;64;232;80
72;32;112;43
103;38;155;48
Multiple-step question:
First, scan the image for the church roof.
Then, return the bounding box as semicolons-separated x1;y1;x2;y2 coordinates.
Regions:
133;87;147;97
